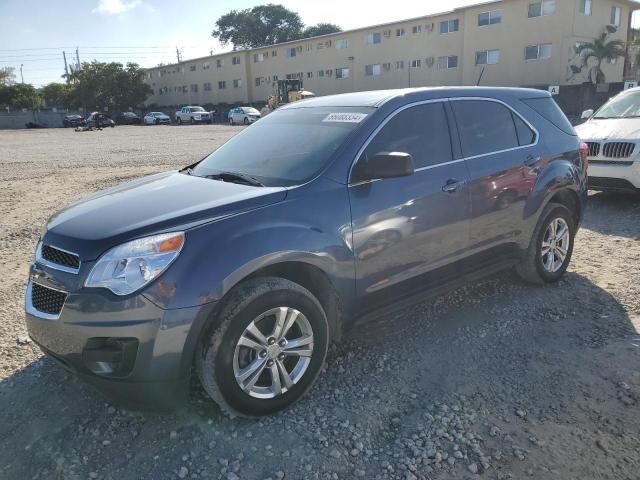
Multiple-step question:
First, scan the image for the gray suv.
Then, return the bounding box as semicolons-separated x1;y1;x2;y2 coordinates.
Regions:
25;87;588;417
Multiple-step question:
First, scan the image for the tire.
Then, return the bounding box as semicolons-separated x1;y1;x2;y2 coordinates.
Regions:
243;117;249;125
229;118;234;126
177;118;182;125
155;118;159;125
515;202;576;285
196;277;329;417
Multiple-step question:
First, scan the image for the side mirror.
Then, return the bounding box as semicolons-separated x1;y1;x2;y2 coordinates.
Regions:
581;109;594;119
353;151;415;183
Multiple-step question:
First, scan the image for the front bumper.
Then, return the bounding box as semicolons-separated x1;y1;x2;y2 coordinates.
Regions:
24;266;216;410
587;159;640;190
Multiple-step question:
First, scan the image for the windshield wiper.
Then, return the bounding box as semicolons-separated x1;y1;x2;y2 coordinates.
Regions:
204;171;264;187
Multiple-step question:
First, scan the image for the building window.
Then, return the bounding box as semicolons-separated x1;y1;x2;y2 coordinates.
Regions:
336;67;350;79
478;9;502;26
396;28;405;36
254;53;265;63
233;79;242;88
255;77;265;86
611;6;621;26
189;65;196;72
216;59;224;68
190;83;198;92
306;71;313;79
476;49;501;65
440;19;459;33
396;60;405;69
437;55;458;69
579;0;592;15
528;0;555;18
203;82;212;91
232;55;241;65
286;47;297;58
218;81;226;89
365;64;382;76
412;25;422;34
410;59;422;68
317;69;325;77
202;62;210;70
335;39;349;49
366;32;382;44
525;43;552;60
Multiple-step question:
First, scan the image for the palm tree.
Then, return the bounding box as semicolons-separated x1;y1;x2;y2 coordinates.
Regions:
577;29;626;84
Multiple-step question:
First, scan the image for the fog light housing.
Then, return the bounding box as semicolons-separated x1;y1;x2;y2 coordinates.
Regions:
82;338;139;376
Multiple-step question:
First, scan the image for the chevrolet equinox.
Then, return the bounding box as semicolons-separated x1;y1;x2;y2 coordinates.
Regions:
25;87;588;417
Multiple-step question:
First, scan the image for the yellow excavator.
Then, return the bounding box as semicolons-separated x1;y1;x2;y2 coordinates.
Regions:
267;79;315;109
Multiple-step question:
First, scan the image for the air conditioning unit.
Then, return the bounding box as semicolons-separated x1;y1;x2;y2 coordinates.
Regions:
383;63;391;71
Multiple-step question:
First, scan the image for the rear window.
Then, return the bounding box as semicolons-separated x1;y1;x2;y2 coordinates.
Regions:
522;97;575;135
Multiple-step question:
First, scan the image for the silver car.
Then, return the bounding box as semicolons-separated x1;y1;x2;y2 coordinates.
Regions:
576;88;640;192
229;107;261;125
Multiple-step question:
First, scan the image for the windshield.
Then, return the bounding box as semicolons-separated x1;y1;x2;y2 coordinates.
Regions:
192;106;373;186
243;108;260;114
593;91;640;119
190;107;205;112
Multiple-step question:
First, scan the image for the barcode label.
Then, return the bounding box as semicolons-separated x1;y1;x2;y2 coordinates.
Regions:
322;113;368;123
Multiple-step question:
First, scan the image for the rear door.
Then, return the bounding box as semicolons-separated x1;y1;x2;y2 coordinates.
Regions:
348;100;471;306
450;98;540;255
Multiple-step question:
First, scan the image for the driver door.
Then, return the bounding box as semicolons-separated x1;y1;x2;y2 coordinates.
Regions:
348;101;471;307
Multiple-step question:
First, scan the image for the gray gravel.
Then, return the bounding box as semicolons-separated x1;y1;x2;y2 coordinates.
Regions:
0;125;639;479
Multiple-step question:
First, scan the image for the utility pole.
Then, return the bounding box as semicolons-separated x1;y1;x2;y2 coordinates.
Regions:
20;64;24;83
176;46;182;63
75;48;80;70
63;51;69;79
210;48;214;56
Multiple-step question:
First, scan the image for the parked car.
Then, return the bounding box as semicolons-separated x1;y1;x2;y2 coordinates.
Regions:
229;106;261;125
24;87;587;416
143;112;171;125
116;112;141;125
576;87;640;192
175;106;211;125
85;112;115;129
62;114;84;128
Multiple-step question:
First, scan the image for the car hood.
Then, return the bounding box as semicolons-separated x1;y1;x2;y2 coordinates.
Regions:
44;171;287;260
575;118;640;141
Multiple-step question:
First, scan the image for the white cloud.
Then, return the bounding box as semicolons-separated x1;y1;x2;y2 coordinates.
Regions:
93;0;142;15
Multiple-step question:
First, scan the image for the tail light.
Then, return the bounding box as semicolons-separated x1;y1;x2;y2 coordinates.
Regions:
579;142;589;171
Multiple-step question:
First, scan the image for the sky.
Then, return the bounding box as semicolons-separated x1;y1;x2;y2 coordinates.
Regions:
0;0;503;86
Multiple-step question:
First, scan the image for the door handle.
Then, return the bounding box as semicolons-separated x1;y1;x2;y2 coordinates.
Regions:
442;178;466;193
524;155;537;167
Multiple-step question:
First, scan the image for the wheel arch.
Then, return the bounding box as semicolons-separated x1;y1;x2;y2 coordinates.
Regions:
547;188;581;224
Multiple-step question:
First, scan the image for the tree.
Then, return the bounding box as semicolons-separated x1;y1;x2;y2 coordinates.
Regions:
212;4;305;48
0;83;43;110
577;29;626;84
66;61;152;111
301;23;342;38
0;67;16;86
41;82;73;108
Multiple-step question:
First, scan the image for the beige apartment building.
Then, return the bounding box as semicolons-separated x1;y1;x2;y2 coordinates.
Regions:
144;0;638;107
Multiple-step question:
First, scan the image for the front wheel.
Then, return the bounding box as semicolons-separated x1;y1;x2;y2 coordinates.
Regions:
177;118;182;125
197;277;329;417
243;117;249;125
516;202;576;285
229;118;234;126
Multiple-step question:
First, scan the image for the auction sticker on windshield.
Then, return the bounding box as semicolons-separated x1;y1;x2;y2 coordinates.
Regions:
322;113;368;123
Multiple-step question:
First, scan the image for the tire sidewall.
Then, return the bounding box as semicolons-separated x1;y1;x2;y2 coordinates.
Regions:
533;204;575;282
201;282;328;416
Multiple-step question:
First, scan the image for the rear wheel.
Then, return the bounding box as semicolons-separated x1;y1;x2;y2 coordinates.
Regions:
197;277;329;417
229;118;234;126
516;202;575;285
177;118;182;125
243;117;249;125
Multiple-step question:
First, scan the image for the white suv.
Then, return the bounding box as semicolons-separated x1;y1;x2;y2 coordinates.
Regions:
175;106;211;125
576;88;640;192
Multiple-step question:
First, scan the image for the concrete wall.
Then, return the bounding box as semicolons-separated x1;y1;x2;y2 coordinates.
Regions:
0;110;74;130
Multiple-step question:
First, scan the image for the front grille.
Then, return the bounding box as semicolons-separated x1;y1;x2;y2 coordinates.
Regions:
588;177;637;190
602;142;635;159
31;283;67;315
586;142;601;157
41;244;80;270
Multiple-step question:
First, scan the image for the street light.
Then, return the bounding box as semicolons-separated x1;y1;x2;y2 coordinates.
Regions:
20;64;24;83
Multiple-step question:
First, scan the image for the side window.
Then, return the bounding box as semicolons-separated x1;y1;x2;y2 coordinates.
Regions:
359;102;452;170
512;112;536;146
452;100;520;157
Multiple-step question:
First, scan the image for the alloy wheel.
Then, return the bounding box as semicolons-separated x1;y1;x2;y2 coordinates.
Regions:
541;217;570;273
233;307;314;399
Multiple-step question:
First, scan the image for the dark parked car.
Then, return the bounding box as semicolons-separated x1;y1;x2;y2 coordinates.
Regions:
116;112;141;125
25;87;587;416
62;114;84;128
85;112;115;129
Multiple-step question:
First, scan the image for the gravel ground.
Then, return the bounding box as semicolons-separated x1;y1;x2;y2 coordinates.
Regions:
0;125;639;480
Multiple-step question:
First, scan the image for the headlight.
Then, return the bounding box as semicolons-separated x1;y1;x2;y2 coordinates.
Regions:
85;232;184;295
